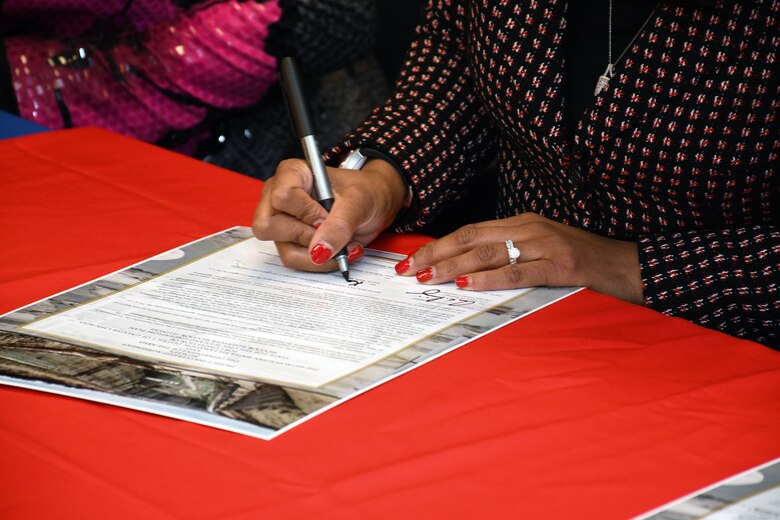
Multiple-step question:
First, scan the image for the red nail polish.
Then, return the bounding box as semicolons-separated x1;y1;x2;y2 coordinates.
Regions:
395;257;411;274
416;267;433;283
310;243;332;265
347;245;364;263
455;276;471;288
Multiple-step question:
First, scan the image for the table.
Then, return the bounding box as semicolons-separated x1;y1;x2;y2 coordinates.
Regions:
1;128;778;519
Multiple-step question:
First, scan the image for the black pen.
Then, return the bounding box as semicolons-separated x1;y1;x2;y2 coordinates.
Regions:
279;56;349;281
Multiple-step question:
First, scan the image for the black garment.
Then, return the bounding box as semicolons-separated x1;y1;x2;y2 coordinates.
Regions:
564;0;658;143
331;0;780;347
563;0;733;141
199;56;389;181
375;0;425;83
0;34;18;114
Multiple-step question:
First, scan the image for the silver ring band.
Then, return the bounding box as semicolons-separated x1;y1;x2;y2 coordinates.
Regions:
505;240;521;265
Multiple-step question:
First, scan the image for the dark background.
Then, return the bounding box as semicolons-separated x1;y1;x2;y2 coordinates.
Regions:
374;0;425;84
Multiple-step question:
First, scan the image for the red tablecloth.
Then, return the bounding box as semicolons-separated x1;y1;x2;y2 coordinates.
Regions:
1;128;778;520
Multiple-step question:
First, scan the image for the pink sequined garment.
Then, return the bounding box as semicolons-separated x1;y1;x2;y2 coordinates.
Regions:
5;0;282;150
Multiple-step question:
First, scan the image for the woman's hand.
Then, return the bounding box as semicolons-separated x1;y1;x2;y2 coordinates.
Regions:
395;213;645;305
253;157;407;272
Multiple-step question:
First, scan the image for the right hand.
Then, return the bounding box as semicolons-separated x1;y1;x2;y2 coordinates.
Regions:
252;157;407;272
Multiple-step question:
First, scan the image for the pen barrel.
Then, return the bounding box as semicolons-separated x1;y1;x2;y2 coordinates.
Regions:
301;135;334;202
279;56;349;279
316;193;349;270
279;57;315;138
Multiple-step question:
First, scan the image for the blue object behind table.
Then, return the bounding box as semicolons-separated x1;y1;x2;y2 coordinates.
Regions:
0;110;48;139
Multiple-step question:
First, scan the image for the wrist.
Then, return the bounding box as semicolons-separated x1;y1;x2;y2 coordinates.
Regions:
614;240;644;305
362;157;409;215
337;147;415;228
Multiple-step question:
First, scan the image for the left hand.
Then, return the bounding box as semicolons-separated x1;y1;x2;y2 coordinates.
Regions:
395;213;644;305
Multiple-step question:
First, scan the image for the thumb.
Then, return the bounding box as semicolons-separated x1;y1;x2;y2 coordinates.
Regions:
307;196;365;265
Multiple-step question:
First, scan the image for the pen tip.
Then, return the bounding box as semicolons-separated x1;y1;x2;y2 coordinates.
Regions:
342;270;350;282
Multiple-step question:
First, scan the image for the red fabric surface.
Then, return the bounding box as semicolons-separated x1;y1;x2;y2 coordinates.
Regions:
1;128;778;520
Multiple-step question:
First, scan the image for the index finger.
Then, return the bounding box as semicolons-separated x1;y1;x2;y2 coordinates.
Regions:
252;160;328;244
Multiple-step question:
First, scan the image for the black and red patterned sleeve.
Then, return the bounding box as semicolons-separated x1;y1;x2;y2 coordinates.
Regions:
638;224;780;348
327;0;499;231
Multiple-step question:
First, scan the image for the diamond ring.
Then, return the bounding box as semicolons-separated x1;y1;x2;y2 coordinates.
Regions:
505;240;521;265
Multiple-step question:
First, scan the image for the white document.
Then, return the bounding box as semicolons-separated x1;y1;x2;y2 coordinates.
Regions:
22;239;528;388
703;486;780;519
634;458;780;520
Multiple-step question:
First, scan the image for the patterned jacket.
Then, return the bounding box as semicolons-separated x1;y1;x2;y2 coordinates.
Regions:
331;0;780;348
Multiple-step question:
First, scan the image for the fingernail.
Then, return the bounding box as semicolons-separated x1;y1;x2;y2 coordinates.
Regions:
395;257;411;274
455;276;471;288
347;245;364;263
310;243;332;265
416;267;433;283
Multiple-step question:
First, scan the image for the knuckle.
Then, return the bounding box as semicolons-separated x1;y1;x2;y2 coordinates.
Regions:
546;232;565;248
528;221;553;236
271;186;294;207
292;226;310;247
517;212;543;224
505;264;524;286
475;244;497;264
277;158;304;173
300;202;323;225
439;258;460;277
454;224;479;246
415;244;434;265
252;219;272;239
540;233;562;252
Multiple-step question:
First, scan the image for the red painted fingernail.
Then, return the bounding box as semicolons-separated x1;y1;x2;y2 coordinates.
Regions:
455;276;471;288
416;267;433;283
310;243;332;265
347;245;364;263
395;257;411;274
